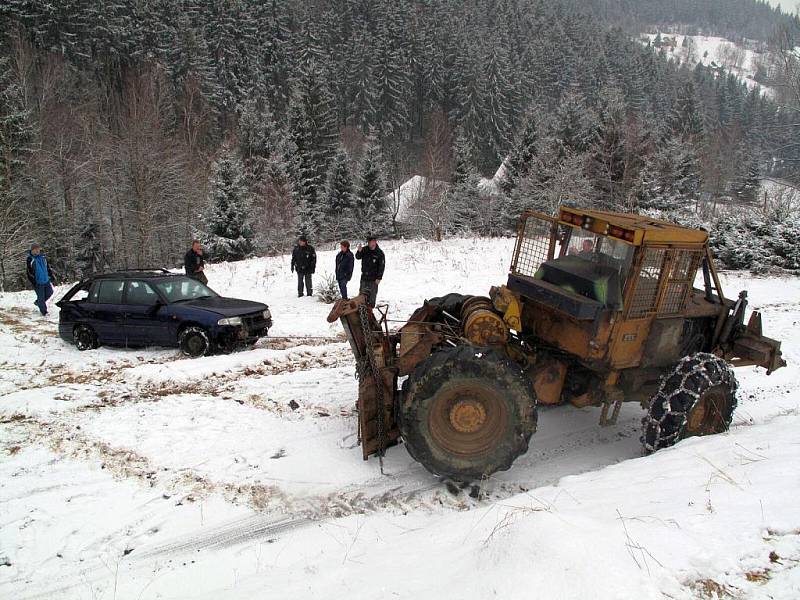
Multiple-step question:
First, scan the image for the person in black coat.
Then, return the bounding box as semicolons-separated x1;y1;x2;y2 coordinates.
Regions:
355;235;385;307
291;236;316;297
184;240;208;285
335;240;355;299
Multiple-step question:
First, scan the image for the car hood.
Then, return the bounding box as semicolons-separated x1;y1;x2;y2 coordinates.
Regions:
179;296;268;317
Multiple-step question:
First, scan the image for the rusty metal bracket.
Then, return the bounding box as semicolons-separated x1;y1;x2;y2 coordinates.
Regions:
599;381;624;426
599;398;623;426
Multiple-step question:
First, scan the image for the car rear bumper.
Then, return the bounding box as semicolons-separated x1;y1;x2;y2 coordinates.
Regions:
58;320;74;344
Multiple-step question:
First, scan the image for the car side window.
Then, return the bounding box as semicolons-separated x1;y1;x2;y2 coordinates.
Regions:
72;287;90;301
88;282;101;302
96;280;125;304
125;281;159;305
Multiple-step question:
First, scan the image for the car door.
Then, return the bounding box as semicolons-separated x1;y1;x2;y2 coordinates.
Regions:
123;280;171;346
86;279;127;344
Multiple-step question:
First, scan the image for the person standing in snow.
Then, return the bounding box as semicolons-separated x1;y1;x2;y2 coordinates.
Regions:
335;240;354;299
26;244;55;316
184;240;208;285
355;235;385;307
291;236;316;297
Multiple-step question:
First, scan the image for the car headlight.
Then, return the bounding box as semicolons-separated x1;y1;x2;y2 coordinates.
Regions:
217;317;242;326
262;309;272;320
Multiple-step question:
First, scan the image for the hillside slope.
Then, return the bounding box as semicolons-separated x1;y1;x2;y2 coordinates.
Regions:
1;238;799;599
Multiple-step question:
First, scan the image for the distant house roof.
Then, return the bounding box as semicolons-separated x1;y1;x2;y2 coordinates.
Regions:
388;175;447;222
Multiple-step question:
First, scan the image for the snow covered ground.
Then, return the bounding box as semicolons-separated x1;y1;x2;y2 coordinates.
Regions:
1;237;799;599
641;33;773;96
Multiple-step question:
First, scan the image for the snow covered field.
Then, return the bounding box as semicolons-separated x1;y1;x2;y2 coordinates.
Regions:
1;237;799;599
641;33;773;95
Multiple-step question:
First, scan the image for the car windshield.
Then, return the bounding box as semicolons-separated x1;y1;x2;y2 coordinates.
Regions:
154;277;219;303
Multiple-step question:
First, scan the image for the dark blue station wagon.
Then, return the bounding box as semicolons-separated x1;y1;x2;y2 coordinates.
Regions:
57;270;272;357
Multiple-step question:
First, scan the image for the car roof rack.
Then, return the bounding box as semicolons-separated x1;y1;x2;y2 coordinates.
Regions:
91;268;176;279
120;268;171;273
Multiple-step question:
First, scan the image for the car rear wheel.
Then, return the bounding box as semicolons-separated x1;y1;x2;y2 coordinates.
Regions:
179;326;210;358
74;324;99;351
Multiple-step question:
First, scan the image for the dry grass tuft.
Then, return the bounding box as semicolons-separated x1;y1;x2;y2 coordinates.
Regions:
745;569;771;583
692;578;735;598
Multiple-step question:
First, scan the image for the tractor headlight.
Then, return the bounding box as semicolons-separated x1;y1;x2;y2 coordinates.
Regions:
217;316;242;326
262;309;272;320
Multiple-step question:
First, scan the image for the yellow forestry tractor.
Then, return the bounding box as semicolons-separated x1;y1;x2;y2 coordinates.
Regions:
327;208;786;482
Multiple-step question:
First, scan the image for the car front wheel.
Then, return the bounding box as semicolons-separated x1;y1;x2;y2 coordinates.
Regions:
74;324;99;351
179;326;210;358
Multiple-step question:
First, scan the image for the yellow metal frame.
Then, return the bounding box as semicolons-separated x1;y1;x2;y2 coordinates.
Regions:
554;207;709;246
511;207;724;371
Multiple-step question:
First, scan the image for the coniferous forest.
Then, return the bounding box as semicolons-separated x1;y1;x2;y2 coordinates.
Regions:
1;0;799;288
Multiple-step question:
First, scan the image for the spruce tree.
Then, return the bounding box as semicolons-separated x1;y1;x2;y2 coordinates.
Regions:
355;134;389;237
325;148;357;239
288;59;337;237
501;110;540;195
202;149;255;262
588;86;631;210
0;56;32;196
637;137;700;211
452;45;487;168
551;91;598;156
731;141;762;204
670;80;704;138
449;133;483;234
483;42;517;166
237;97;276;163
252;0;292;117
345;27;377;131
372;21;411;141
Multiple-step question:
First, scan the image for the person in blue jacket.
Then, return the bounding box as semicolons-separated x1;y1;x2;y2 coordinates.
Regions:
335;240;354;299
26;244;55;316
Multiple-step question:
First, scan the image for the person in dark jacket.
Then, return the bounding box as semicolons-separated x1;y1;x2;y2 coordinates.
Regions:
291;236;316;297
355;235;385;307
335;240;355;299
26;244;55;316
184;240;208;285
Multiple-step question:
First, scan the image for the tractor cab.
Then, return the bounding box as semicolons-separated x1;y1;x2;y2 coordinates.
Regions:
500;208;783;376
507;208;706;321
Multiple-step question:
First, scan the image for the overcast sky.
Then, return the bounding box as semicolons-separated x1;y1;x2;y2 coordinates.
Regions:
773;0;799;13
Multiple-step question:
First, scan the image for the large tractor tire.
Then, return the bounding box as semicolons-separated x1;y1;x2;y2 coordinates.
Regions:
642;352;738;453
400;345;537;482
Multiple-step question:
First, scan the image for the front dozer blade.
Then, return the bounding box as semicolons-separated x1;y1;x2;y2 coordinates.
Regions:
327;297;400;459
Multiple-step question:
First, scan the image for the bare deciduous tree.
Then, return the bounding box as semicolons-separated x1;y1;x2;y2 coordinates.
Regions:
410;110;451;240
110;67;196;269
0;193;26;290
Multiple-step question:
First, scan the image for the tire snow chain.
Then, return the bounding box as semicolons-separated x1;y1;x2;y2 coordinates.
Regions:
641;354;731;453
358;304;387;467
